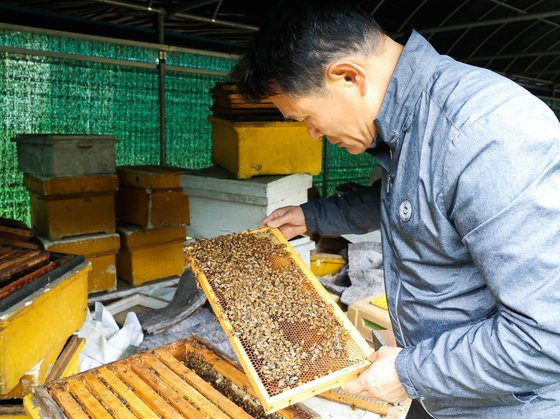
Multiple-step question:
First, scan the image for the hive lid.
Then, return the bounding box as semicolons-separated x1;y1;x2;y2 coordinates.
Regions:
180;166;312;204
11;134;118;144
117;165;188;189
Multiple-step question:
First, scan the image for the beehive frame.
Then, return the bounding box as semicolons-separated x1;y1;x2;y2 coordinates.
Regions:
189;227;372;413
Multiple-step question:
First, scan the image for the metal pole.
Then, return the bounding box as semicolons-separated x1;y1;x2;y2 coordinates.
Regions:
322;136;329;197
158;12;167;166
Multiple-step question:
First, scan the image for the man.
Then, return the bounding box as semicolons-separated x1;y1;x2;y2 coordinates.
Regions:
234;1;560;417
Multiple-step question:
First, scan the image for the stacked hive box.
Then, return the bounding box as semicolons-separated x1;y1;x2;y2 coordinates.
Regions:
12;135;119;293
181;83;321;265
115;166;188;286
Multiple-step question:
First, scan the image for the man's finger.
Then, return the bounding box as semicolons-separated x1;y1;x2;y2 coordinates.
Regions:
342;375;366;395
369;351;380;363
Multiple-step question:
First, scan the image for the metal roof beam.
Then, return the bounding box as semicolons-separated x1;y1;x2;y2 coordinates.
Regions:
167;0;220;17
401;10;560;37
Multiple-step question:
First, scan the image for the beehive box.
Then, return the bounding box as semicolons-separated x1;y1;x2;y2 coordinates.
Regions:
23;337;316;419
347;296;392;345
12;135;117;178
188;228;371;413
116;166;189;229
116;224;186;286
180;166;311;239
0;257;90;398
38;233;120;293
210;116;322;179
24;174;118;240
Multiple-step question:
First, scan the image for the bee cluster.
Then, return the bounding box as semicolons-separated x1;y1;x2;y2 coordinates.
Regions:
189;231;357;395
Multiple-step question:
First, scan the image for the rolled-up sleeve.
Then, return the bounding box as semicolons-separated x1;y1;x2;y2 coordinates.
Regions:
395;103;560;401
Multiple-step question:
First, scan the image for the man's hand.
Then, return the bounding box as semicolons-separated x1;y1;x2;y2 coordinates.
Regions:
343;346;408;403
259;206;307;240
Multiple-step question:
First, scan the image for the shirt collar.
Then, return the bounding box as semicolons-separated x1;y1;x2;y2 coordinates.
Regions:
372;31;441;150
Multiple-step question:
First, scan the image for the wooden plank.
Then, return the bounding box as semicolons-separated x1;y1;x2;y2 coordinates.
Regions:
0;261;56;300
318;390;389;416
96;367;159;419
0;251;50;282
111;364;182;418
66;379;113;419
82;373;135;419
140;354;229;419
0;223;35;238
49;384;89;419
0;236;40;249
31;386;66;419
128;358;205;419
155;350;253;419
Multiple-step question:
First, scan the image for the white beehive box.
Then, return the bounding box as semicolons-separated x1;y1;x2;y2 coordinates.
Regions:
180;166;312;238
289;235;316;267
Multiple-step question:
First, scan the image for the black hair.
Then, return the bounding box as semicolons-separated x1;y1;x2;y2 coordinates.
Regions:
234;0;385;102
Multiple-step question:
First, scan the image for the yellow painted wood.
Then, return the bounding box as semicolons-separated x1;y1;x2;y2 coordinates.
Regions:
128;359;204;419
188;227;372;414
66;380;112;419
40;234;119;293
117;166;187;190
0;262;90;396
29;192;115;240
209;116;322;179
111;364;182;418
23;174;118;196
49;384;89;419
140;354;228;419
310;253;346;277
155;350;252;419
117;224;186;286
347;297;393;346
81;374;134;419
96;368;159;419
116;186;189;229
318;390;389;415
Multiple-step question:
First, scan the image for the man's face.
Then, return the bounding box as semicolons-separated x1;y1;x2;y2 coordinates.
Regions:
270;86;377;155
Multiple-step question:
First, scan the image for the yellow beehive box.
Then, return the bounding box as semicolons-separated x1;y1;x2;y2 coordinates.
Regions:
0;259;90;398
347;295;392;345
38;233;120;293
209;116;322;179
24;174;118;240
116;166;190;229
116;224;186;286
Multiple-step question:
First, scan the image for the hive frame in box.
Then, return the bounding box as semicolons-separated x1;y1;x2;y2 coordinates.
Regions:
189;227;372;414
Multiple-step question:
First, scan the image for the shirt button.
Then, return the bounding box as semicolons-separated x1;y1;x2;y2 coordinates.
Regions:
399;200;412;222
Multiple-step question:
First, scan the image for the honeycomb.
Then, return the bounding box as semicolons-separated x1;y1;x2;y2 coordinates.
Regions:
188;229;368;398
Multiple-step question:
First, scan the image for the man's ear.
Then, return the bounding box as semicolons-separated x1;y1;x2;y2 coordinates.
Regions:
326;60;368;95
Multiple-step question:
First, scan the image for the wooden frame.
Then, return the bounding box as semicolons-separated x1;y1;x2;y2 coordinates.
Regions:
189;227;372;414
23;336;315;418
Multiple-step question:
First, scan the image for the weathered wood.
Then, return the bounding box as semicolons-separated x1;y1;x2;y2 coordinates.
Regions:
96;367;159;419
111;364;182;418
140;354;229;419
0;236;40;249
32;386;66;419
318;390;389;416
49;384;89;419
66;379;113;419
46;336;82;382
0;261;56;300
82;373;135;419
0;220;34;237
128;358;205;419
156;349;253;419
0;251;50;282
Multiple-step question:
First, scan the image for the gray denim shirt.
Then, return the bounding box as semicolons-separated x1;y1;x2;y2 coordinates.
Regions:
302;31;560;418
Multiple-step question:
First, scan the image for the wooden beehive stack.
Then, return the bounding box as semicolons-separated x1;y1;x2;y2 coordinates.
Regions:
187;227;372;414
